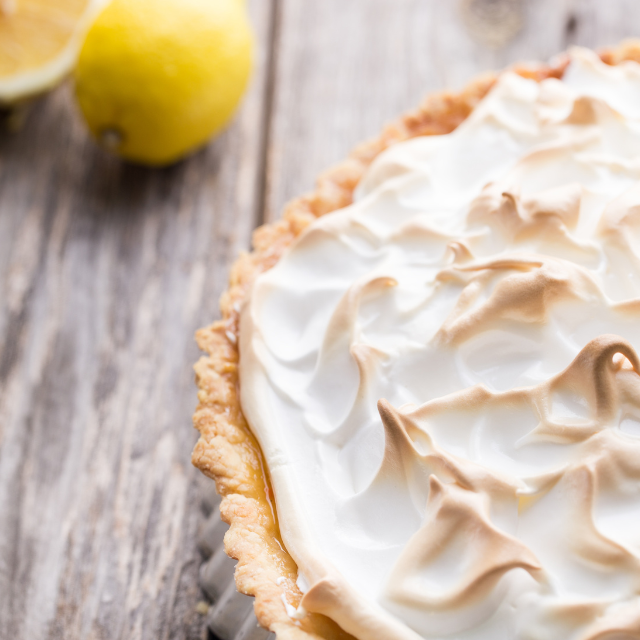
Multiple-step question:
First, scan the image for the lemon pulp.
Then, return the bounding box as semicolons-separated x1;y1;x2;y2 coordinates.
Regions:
0;0;105;103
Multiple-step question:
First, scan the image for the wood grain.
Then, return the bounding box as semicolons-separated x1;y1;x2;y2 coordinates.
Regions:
0;0;273;638
3;1;640;639
264;0;640;223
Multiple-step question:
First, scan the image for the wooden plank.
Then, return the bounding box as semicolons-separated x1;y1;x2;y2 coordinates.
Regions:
264;0;640;223
0;1;274;638
432;0;640;88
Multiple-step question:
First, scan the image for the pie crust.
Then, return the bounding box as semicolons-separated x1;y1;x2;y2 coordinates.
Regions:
192;40;640;640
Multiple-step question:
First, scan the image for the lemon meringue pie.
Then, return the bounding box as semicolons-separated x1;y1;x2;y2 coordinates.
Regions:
193;42;640;640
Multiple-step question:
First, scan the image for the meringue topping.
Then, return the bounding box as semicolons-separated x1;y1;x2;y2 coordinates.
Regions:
239;48;640;640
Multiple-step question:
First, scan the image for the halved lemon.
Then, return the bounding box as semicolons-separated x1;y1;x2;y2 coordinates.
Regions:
0;0;107;104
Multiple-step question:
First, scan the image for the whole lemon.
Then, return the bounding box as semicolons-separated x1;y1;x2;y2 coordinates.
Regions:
74;0;253;165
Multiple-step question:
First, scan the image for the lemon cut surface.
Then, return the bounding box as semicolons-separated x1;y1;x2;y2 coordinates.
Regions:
0;0;105;103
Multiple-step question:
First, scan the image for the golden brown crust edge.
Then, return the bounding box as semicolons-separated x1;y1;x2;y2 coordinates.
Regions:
192;41;640;640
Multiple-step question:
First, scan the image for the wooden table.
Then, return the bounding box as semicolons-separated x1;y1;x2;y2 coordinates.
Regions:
2;1;640;638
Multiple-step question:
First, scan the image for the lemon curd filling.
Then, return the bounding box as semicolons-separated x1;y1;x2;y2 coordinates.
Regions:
239;48;640;640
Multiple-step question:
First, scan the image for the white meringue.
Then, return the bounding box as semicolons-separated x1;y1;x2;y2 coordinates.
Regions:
240;48;640;640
